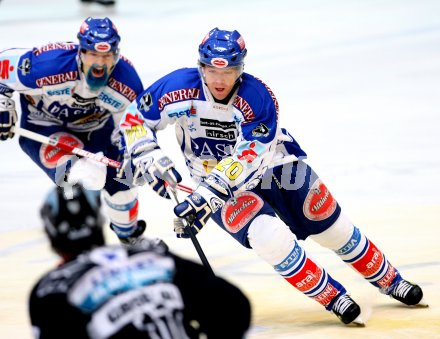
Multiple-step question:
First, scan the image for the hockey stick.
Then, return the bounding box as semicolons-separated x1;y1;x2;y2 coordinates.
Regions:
12;126;121;168
11;126;194;194
165;183;215;276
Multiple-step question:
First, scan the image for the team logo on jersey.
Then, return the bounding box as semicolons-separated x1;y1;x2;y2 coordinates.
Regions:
108;78;137;102
47;87;72;96
36;71;78;87
210;197;224;212
18;58;31;76
0;58;15;81
252;123;269;137
200;118;235;130
139;92;152;112
121;113;145;127
237;141;259;163
303;179;337;221
39;132;83;169
158;88;200;110
121;113;146;145
205;175;230;196
98;91;122;109
188;122;196;132
221;192;263;233
211;58;228;68
233;95;255;123
33;43;76;56
167;106;193;119
205;129;235;140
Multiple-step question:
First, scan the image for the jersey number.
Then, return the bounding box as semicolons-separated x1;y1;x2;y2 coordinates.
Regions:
125;125;147;145
215;157;243;180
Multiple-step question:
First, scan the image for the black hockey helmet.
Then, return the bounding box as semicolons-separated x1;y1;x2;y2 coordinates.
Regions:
40;184;105;256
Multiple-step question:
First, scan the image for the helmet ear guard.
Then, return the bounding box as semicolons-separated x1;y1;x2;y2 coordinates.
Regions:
198;28;247;68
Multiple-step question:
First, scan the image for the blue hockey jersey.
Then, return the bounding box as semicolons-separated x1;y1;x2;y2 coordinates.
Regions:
120;67;306;194
0;42;143;132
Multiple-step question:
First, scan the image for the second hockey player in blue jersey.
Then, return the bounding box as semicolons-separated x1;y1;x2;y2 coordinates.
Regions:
0;17;149;246
118;28;427;325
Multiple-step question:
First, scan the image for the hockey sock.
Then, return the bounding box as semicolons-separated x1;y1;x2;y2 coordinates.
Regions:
335;226;400;290
102;189;139;238
275;241;347;310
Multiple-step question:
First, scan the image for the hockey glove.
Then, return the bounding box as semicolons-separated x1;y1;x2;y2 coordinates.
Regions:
67;152;107;191
131;144;182;198
173;191;212;238
0;93;17;141
173;182;229;238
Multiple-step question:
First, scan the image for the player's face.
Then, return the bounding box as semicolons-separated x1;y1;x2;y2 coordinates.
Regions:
81;50;116;78
202;65;242;101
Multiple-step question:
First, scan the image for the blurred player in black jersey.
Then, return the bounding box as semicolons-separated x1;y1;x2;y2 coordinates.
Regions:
29;184;251;339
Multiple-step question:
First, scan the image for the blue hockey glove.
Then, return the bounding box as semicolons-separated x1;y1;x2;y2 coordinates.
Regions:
172;184;228;238
173;191;212;238
131;145;182;199
0;93;17;141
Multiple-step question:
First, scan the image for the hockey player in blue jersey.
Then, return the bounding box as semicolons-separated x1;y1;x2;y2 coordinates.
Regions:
0;17;148;246
118;27;427;325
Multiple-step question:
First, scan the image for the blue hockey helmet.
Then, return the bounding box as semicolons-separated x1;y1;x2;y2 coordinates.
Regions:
198;28;247;68
40;184;105;257
77;17;120;54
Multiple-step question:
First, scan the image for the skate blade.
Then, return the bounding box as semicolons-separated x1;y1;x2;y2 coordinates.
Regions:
414;298;429;308
350;316;366;327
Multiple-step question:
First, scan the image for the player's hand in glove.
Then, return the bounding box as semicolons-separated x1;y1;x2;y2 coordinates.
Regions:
130;143;182;198
173;217;188;239
172;181;231;238
173;191;213;238
0;93;17;141
67;152;107;191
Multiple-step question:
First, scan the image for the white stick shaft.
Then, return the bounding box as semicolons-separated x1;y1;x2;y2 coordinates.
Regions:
12;126;195;193
12;126;52;145
12;126;122;168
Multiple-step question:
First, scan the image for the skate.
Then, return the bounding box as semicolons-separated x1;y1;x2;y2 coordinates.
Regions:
80;0;115;6
117;220;169;252
389;279;428;307
117;220;147;247
331;294;365;326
